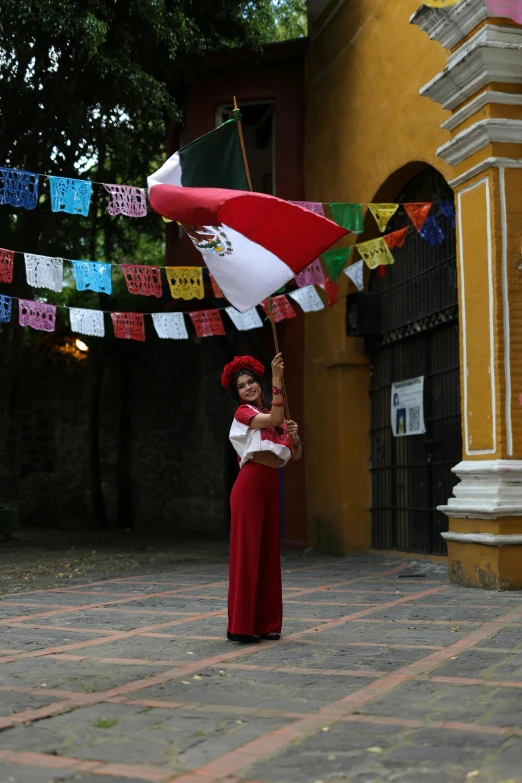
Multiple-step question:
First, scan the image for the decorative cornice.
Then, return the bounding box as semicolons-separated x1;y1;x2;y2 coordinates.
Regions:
442;532;522;546
448;156;522;189
437;118;522;166
442;90;522;131
410;0;488;49
421;41;522;111
438;460;522;520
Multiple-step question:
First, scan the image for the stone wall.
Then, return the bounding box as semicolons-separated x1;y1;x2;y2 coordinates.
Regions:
0;334;237;537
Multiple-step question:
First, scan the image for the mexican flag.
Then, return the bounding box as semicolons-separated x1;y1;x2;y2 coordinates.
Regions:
148;120;347;313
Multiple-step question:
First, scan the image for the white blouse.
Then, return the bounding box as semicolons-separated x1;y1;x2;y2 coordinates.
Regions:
229;404;292;468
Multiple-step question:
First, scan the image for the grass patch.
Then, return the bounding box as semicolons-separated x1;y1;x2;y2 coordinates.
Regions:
92;718;118;729
139;707;153;714
80;683;98;693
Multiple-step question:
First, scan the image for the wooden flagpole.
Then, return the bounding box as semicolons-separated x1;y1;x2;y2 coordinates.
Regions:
233;96;291;421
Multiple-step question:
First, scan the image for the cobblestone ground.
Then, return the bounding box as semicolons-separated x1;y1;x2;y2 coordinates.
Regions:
0;553;522;783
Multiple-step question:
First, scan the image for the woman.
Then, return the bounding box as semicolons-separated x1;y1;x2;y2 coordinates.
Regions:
221;353;302;644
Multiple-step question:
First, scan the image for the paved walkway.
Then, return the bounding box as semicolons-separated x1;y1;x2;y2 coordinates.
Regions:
0;553;521;783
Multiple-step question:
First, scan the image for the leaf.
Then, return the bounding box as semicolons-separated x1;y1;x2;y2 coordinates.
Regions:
367;746;383;754
192;675;202;680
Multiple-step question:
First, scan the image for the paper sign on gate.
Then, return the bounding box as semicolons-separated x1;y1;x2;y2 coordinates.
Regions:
390;376;426;437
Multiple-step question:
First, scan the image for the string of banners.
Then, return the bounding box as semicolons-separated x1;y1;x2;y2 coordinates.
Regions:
0;164;454;229
0;200;455;297
0;199;456;341
0;288;330;341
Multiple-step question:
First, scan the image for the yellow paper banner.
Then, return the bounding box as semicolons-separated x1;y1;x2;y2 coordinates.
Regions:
356;238;395;270
423;0;460;6
368;204;399;233
165;267;204;300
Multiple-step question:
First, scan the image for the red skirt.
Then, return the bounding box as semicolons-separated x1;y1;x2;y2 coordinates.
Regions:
228;462;282;636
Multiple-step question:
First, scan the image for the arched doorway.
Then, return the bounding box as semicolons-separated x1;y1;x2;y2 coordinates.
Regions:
367;167;461;555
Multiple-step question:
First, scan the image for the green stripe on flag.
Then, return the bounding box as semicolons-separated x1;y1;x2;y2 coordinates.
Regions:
179;120;249;190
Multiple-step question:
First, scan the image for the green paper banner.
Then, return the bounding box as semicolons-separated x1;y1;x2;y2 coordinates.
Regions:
322;246;352;281
328;203;364;233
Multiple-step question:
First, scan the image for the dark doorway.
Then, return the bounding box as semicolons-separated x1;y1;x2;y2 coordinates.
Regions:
367;167;461;555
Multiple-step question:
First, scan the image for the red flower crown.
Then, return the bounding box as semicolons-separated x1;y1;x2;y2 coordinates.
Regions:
221;355;265;391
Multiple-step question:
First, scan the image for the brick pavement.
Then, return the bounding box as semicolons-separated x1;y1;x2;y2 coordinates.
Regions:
0;553;521;783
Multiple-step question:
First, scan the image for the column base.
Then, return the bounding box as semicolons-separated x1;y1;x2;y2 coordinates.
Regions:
444;520;522;590
439;461;522;589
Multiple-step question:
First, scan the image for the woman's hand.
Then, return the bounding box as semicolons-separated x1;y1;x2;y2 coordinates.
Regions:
286;420;299;445
271;353;284;385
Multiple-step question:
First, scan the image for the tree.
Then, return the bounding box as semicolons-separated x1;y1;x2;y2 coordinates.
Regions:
271;0;307;40
0;0;294;527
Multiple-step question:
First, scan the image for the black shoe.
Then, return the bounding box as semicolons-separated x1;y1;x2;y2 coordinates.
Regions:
227;632;261;644
260;633;281;640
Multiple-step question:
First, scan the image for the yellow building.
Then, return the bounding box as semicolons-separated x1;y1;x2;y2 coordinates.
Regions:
304;0;522;589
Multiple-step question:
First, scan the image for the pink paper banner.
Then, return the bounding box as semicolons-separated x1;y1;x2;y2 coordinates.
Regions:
485;0;522;23
291;201;325;217
18;299;56;332
295;258;325;288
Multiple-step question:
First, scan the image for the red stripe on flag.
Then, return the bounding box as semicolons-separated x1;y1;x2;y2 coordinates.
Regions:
148;186;348;276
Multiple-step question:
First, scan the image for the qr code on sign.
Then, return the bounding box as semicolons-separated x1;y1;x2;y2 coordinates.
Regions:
409;406;421;433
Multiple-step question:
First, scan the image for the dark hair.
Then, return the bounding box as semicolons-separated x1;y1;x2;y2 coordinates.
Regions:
232;369;284;436
230;369;262;403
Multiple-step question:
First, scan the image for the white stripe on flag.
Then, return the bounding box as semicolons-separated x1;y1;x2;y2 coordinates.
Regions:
197;224;295;313
147;151;182;190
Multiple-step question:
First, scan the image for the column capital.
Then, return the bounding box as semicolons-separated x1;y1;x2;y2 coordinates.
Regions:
410;0;488;49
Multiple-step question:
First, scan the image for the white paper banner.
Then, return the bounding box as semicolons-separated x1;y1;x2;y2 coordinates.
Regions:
391;376;426;437
69;307;105;337
225;306;263;331
344;260;364;292
151;312;188;340
288;285;324;313
24;253;64;292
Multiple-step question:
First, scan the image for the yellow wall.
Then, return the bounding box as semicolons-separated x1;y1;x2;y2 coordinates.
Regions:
304;0;458;552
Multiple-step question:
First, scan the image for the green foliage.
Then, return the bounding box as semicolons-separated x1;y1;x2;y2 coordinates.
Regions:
0;0;288;268
0;0;306;335
270;0;307;40
92;717;119;729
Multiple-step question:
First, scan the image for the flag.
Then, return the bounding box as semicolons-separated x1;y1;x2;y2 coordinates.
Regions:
344;260;364;292
405;203;432;232
0;248;15;283
152;312;189;340
384;227;409;249
147;123;347;313
356;238;395;270
322;247;351;282
369;204;399;233
149;119;249;191
70;307;105;337
289;285;325;313
260;295;297;323
225;307;264;331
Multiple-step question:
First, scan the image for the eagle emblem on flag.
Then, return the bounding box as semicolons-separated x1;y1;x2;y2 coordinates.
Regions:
183;224;233;257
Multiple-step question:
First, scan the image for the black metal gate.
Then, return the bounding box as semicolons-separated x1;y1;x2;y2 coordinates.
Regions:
368;168;461;555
